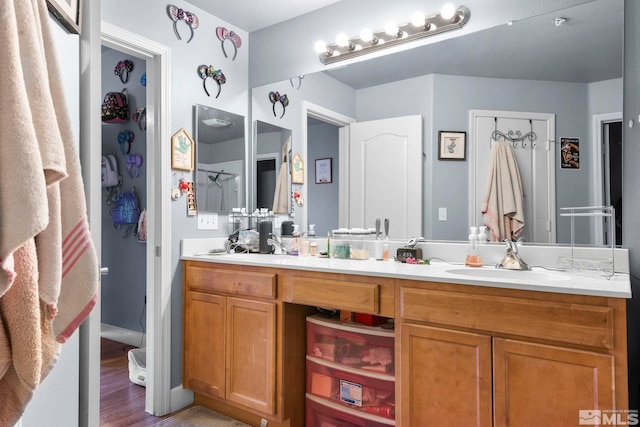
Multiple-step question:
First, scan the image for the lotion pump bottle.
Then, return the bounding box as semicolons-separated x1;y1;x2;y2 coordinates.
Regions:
465;226;483;267
291;225;300;256
478;226;488;244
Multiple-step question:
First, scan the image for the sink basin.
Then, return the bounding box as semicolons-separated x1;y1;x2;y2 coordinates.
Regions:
445;268;571;282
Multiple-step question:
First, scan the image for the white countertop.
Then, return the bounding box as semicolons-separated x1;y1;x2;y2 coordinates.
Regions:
181;243;632;299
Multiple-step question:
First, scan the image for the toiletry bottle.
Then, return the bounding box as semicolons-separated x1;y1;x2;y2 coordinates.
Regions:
291;225;300;256
465;226;483;267
478;226;488;244
327;232;331;258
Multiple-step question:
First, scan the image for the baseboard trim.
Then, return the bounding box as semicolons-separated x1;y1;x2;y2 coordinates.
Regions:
171;385;194;412
101;323;146;347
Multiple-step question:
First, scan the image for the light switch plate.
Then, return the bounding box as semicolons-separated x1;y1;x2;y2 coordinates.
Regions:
197;213;219;230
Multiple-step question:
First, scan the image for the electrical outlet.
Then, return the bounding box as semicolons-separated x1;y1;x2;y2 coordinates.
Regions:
197;213;219;230
260;418;268;427
438;207;447;221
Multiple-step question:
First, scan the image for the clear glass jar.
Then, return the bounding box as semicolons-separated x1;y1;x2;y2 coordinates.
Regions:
349;228;371;260
331;229;350;259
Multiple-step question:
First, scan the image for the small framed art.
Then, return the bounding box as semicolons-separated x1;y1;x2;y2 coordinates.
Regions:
315;158;332;184
171;128;195;171
292;153;304;184
438;131;467;161
47;0;81;34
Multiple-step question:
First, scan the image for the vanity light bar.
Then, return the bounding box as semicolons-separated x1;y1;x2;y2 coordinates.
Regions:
315;4;470;65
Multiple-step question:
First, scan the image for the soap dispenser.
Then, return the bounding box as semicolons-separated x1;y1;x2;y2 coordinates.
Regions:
478;226;488;244
465;226;483;267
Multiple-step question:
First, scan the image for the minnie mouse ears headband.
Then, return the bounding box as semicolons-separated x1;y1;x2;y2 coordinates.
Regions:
167;5;199;43
114;60;134;84
216;27;242;60
118;130;135;154
269;92;289;118
198;65;226;98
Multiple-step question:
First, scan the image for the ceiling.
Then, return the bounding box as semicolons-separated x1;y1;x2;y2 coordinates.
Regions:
183;0;343;32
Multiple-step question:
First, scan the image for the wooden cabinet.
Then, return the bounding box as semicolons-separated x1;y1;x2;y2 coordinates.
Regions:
183;260;312;427
183;259;628;427
225;297;276;414
493;338;614;427
397;280;628;427
399;324;492;426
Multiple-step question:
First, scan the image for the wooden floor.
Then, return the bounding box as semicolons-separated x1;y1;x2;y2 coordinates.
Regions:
100;338;165;427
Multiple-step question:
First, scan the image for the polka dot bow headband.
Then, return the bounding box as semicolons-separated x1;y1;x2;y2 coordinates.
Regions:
167;5;199;43
197;65;226;98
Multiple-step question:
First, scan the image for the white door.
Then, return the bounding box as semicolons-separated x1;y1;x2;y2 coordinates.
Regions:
348;115;422;239
469;110;556;243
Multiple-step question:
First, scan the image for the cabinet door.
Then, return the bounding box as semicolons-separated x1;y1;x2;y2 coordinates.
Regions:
493;338;615;427
226;297;277;415
183;291;226;399
399;323;492;427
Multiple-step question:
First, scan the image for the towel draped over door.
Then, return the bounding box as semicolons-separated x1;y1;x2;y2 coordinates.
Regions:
481;140;525;242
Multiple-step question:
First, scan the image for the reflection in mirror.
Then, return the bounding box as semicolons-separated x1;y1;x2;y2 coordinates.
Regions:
194;104;245;213
254;121;292;214
251;0;621;245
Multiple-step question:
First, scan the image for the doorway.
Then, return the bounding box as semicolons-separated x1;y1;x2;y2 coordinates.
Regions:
99;45;148;421
602;120;623;245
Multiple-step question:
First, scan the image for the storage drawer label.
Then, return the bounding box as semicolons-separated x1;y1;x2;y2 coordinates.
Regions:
339;379;363;406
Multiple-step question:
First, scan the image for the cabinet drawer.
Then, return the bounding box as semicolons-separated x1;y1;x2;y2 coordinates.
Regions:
307;315;395;375
290;276;380;313
185;265;276;299
399;287;614;348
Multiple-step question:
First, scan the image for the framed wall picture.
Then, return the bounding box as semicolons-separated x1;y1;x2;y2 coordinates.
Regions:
438;131;467;161
315;158;332;184
46;0;81;34
171;128;195;171
291;153;304;184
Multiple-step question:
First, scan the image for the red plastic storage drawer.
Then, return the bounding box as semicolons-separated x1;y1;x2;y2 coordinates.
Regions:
306;393;395;427
306;315;395;375
306;356;395;420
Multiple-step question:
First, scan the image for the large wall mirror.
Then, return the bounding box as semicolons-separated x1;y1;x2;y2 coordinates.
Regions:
194;104;246;213
254;121;292;214
251;0;622;245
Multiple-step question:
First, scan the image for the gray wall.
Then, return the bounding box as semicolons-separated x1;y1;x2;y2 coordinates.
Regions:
100;48;148;333
623;0;640;409
355;74;621;242
102;0;250;387
307;120;340;237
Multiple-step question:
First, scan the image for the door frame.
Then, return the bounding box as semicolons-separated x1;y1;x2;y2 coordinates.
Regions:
301;101;355;232
96;22;173;417
592;112;622;245
468;109;556;243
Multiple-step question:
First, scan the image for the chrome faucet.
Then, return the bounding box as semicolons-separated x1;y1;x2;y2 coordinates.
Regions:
267;232;290;255
496;239;531;270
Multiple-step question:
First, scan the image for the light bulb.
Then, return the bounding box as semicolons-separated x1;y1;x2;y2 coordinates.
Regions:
384;21;399;37
360;28;374;42
314;40;327;54
336;33;350;47
411;12;425;27
440;3;458;21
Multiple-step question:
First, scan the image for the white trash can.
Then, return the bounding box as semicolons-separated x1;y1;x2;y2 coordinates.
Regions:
128;347;146;387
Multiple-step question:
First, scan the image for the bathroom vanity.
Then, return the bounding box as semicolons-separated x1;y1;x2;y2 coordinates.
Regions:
181;246;631;427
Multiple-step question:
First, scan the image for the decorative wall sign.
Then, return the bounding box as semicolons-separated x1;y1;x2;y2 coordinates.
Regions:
291;153;304;184
438;131;466;160
47;0;81;34
171;128;195;171
560;137;580;169
315;158;332;184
